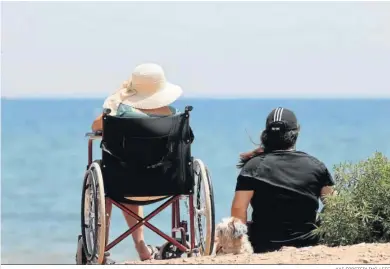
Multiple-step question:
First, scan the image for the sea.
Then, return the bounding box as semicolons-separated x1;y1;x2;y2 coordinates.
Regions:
2;98;390;264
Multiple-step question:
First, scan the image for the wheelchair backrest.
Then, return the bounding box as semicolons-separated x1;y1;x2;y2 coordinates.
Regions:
100;106;195;199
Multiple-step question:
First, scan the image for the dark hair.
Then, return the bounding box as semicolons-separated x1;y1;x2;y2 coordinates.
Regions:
237;128;299;168
261;128;299;153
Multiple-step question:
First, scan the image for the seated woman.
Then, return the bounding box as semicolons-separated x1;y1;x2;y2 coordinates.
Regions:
91;63;182;261
231;107;335;253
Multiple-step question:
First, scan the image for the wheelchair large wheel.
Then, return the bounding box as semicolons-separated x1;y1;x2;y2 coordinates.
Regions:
193;159;215;256
81;161;106;264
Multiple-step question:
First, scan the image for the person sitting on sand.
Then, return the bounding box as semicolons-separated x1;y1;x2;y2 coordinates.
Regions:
231;107;335;253
91;63;182;261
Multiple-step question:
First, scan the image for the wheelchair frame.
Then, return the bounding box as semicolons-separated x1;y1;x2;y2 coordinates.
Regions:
76;108;215;264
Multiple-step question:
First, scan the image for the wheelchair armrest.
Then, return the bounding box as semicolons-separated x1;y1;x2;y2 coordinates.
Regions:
85;131;103;139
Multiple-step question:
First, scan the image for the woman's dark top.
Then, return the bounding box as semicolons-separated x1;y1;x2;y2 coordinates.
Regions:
235;150;334;253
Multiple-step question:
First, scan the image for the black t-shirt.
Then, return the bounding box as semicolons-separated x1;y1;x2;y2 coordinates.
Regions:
235;150;334;252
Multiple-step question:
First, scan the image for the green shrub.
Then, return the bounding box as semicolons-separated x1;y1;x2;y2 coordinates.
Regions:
313;152;390;246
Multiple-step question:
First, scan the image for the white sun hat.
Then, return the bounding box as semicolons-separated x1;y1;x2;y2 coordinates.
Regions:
103;63;183;114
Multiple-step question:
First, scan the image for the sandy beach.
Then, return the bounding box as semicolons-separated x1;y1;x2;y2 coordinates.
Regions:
123;243;390;265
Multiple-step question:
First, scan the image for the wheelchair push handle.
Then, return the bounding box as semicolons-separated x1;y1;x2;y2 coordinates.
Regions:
184;106;193;113
85;130;103;138
103;108;111;115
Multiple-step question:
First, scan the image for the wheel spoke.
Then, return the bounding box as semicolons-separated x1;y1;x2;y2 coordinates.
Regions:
87;229;94;254
196;208;206;216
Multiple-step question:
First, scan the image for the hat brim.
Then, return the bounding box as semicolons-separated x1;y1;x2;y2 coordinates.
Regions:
119;82;183;110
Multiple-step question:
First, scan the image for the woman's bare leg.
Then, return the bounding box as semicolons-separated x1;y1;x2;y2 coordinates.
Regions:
122;204;152;260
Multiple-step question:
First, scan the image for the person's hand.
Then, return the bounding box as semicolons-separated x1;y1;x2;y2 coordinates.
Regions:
239;147;263;160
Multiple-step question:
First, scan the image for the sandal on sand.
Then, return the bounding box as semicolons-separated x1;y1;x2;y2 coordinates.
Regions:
140;245;160;261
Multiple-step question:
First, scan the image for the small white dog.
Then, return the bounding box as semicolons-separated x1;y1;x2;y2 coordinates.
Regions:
214;217;254;255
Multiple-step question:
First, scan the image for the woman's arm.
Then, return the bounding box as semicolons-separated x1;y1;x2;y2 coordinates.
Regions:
93;88;121;132
320;185;336;204
91;114;103;132
318;165;336;204
231;190;254;224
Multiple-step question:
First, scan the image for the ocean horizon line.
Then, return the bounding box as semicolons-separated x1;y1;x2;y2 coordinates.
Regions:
2;96;390;101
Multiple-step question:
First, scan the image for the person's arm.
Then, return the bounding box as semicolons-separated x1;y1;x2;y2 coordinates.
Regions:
231;190;254;224
91;114;103;132
320;185;336;204
231;175;255;224
319;165;336;204
92;91;119;132
92;88;122;132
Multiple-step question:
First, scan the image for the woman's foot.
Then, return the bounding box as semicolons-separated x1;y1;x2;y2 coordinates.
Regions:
135;242;158;261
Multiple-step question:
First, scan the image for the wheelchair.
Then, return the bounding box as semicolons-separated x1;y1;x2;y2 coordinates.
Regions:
75;106;215;264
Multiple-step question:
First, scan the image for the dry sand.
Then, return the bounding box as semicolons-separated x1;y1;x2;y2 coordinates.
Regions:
123;243;390;265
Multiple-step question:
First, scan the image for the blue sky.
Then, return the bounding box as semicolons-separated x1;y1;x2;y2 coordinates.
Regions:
2;1;390;98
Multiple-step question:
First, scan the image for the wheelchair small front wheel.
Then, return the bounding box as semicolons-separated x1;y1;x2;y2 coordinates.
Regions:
193;159;215;256
159;241;190;260
76;235;87;265
80;161;106;264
